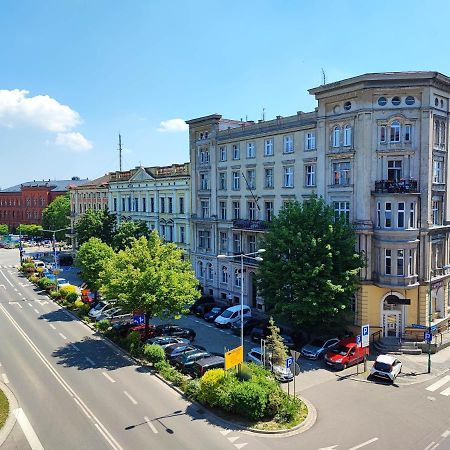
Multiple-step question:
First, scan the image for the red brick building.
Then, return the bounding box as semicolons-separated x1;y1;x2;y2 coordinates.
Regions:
0;177;87;230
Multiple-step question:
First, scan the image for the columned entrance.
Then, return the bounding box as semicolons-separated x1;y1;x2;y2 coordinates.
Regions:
380;293;405;338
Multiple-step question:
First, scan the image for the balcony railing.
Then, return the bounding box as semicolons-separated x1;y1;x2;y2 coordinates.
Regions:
374;179;418;194
232;219;268;231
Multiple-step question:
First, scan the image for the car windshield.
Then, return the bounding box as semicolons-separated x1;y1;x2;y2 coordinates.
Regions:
331;346;349;356
374;361;392;372
95;302;106;310
221;310;233;318
310;339;325;347
211;307;221;313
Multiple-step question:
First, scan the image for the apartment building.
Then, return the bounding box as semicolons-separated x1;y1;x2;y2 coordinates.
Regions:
187;71;450;337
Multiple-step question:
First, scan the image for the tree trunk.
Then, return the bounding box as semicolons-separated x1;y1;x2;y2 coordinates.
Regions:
144;311;150;338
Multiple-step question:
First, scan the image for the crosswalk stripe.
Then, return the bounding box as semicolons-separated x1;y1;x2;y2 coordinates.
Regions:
426;375;450;392
440;386;450;396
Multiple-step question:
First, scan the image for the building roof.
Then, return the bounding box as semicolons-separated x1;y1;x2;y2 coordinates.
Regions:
1;178;88;193
69;174;111;190
109;163;190;183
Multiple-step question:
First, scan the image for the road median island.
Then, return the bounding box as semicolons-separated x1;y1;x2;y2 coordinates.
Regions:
0;387;9;429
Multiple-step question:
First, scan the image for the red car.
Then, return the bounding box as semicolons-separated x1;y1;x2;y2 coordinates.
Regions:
323;338;369;370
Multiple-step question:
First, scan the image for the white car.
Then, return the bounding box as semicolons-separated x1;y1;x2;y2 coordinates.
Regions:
370;354;402;382
96;307;123;321
88;301;114;319
247;347;293;382
214;305;251;328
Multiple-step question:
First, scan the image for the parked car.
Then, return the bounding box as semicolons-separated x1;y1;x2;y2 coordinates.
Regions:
189;356;225;378
246;347;293;382
214;305;251;328
111;320;136;337
145;336;190;349
204;306;226;322
88;301;111;319
300;337;340;360
154;325;196;341
369;355;402;382
324;338;369;370
173;350;211;373
189;296;214;314
193;302;217;317
129;324;157;341
165;344;205;361
250;320;270;341
96;306;123;321
230;317;264;336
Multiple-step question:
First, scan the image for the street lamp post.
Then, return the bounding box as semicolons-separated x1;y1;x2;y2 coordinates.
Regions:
218;249;265;350
41;228;71;270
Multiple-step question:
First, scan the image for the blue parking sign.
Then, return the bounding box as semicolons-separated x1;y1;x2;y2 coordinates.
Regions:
133;315;145;325
356;335;361;345
424;332;432;342
286;356;294;369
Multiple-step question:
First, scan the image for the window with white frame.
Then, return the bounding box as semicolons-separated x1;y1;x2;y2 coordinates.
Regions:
333;161;351;185
247;201;257;220
283;166;294;187
198;230;211;250
334;201;350;224
390;121;401;142
305;132;316;150
409;202;416;228
219;232;227;253
264;201;273;222
220;146;227;161
432;197;443;225
385;202;392;228
248;235;256;253
232;171;240;190
207;263;213;281
221;266;228;283
232;144;240;160
380;125;387;143
434;119;446;147
343;124;352;147
385;249;392;275
233;233;241;253
246;142;255;158
246;169;256;189
397;250;404;276
405;124;412;142
283;135;294;153
264;138;274;156
332;126;340;147
219;201;227;220
397;202;405;228
387;160;402;181
232;201;240;220
305;164;316;186
234;268;241;287
264;168;274;188
219;172;227;190
200;173;209;190
200;200;210;218
433;160;444;183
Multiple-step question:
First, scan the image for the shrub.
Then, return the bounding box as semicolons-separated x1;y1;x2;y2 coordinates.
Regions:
60;285;77;298
198;368;226;407
230;381;267;421
185;379;201;400
28;275;39;284
154;360;171;373
74;299;85;309
126;331;142;356
237;365;252;381
215;374;239;412
267;388;286;417
21;262;35;273
97;319;111;333
49;290;59;299
275;395;302;424
143;344;166;365
66;292;79;303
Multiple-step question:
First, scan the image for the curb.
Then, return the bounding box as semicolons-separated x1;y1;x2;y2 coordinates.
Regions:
0;381;19;448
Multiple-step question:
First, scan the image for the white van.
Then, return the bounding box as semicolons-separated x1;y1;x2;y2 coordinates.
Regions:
214;305;251;328
32;260;46;269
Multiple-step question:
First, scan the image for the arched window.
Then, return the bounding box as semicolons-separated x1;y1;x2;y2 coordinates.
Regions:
343;124;352;146
332;126;340;147
234;268;241;287
207;263;213;280
440;122;446;146
221;266;228;283
435;120;440;146
198;261;204;278
390;121;401;142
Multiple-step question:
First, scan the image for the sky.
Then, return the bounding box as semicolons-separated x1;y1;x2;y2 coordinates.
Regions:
1;0;450;188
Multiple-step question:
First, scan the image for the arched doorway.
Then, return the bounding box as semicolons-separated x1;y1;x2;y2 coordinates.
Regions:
380;293;405;338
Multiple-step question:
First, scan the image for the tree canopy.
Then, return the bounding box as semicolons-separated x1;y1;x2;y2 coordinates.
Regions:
111;220;151;251
75;237;115;293
74;208;116;246
265;317;288;367
42;194;70;239
258;197;364;333
17;224;43;237
0;224;8;235
99;232;200;334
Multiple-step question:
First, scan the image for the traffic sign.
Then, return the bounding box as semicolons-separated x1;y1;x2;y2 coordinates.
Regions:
225;345;243;370
361;324;370;348
286;356;294;369
424;332;433;342
431;325;437;333
356;335;361;345
133;314;145;325
411;324;427;330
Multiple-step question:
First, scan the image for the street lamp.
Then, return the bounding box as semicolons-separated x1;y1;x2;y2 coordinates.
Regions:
217;248;266;350
41;228;71;270
428;264;450;374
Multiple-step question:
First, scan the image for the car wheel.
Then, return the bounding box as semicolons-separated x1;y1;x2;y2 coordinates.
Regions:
342;364;348;370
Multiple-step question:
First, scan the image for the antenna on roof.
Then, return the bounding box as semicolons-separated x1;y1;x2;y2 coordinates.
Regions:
118;134;123;171
321;68;327;85
262;108;265;121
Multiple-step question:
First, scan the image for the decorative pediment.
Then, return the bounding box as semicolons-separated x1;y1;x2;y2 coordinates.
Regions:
128;167;154;182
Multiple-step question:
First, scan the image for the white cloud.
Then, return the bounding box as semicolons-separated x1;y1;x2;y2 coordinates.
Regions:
157;118;188;133
55;132;92;152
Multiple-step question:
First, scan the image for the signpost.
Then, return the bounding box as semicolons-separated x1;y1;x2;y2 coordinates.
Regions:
225;345;243;370
286;356;294;369
132;315;145;325
424;332;433;343
361;324;370;372
411;323;427;330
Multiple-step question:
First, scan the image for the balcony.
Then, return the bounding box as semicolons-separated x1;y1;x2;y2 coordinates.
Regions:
232;220;268;231
374;179;419;194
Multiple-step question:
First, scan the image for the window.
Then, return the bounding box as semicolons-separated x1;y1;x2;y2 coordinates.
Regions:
128;197;132;211
168;197;173;214
344;101;352;111
121;198;126;211
248;235;256;254
142;197;146;212
180;226;185;243
435;120;440;146
160;224;166;240
134;197;139;212
305;132;316;150
179;197;185;214
198;230;211;250
390;121;401;142
397;250;404;276
397;202;405;228
167;224;174;242
440;122;446;146
201;200;210;218
433;160;444;183
219;172;227;190
247;201;257;220
409;202;415;228
305;164;316;186
233;233;241;253
432;198;443;225
150;197;155;213
385;249;392;275
113;198;117;212
221;266;228;283
219;201;227;220
219;232;227;253
377;202;381;227
198;261;204;278
232;201;240;220
232;144;240;160
385;202;392;228
283;136;294;153
246;169;256;189
392;96;401;106
405;124;412;142
232;171;240;190
246;142;255;158
332;126;340;147
264;201;273;222
220;146;227;162
264;168;274;188
333;161;351;185
207;263;213;281
343;125;352;146
378;97;387;106
283;166;294;187
408;249;414;276
380;125;387;143
387;160;402;181
264;138;273;156
334;201;350;224
405;96;415;106
234;268;241;287
200;173;209;190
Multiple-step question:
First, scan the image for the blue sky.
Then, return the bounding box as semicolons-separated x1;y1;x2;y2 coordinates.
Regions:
1;0;450;188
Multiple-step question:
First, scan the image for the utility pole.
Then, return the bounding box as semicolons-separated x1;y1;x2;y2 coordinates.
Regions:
118;134;123;171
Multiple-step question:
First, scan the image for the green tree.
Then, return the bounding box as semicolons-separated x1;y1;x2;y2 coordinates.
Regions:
99;232;200;336
258;197;364;333
17;224;43;237
112;220;151;251
265;317;288;367
0;224;8;235
75;208;116;246
75;237;115;294
42;194;70;239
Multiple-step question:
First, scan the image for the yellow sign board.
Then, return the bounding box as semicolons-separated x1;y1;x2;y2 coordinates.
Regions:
224;345;243;370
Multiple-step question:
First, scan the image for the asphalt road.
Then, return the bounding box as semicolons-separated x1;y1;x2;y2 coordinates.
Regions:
2;247;450;450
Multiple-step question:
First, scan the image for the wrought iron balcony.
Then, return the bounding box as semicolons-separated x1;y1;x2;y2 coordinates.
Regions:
232;219;268;231
374;179;419;194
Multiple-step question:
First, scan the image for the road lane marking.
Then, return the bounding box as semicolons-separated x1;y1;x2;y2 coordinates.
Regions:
0;270;14;287
424;444;436;450
220;429;232;436
102;372;116;383
1;373;9;384
14;288;18;292
426;376;450;392
442;430;450;438
0;284;5;289
144;416;158;434
0;304;123;450
13;408;44;450
59;333;67;340
11;302;23;309
348;438;379;450
49;324;56;330
28;303;33;308
70;343;80;352
228;437;239;443
85;357;95;366
33;308;39;314
440;386;450;396
123;391;138;405
234;444;248;449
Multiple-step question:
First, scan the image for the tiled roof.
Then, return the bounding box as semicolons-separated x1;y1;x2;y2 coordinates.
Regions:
1;178;88;193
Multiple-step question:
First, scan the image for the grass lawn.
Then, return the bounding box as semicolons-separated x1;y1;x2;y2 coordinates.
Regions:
0;388;9;429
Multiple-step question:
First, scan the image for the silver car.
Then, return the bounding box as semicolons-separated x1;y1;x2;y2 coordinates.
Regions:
300;338;340;360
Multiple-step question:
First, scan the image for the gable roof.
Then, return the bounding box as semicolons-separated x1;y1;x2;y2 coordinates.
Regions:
1;178;88;193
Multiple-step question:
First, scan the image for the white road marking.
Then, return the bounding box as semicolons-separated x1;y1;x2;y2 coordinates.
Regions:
426;375;450;392
18;292;23;296
49;324;56;330
427;396;436;401
234;444;248;450
70;343;80;352
228;436;239;443
28;303;33;308
85;357;95;366
144;416;158;434
0;270;14;287
14;288;18;292
442;430;450;438
0;284;5;289
0;304;123;450
1;373;9;384
220;429;232;436
123;391;137;405
102;372;116;383
440;386;450;396
13;408;44;450
33;308;39;314
59;333;67;340
348;438;379;450
424;443;438;450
